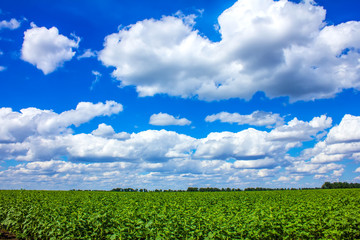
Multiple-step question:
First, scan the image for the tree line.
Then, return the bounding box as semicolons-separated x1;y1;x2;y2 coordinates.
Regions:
101;182;360;192
321;182;360;189
110;186;318;192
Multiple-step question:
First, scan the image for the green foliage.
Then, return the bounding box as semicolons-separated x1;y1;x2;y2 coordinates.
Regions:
322;181;360;189
0;189;360;239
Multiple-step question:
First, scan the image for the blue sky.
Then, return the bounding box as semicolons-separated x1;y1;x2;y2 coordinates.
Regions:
1;0;360;190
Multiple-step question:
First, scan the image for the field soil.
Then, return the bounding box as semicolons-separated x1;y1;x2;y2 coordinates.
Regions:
0;229;18;240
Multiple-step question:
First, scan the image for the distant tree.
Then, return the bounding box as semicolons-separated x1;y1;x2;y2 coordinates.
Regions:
187;187;199;192
321;182;360;189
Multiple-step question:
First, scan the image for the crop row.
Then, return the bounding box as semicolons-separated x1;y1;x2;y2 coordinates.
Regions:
1;189;360;239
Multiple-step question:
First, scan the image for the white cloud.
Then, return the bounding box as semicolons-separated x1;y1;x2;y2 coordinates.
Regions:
194;129;273;160
92;70;101;76
0;158;283;190
90;70;102;90
1;101;359;189
21;23;80;74
233;158;276;169
205;111;283;127
7;129;196;162
99;14;216;98
0;160;135;190
0;52;4;71
301;115;360;165
0;101;122;143
91;123;130;140
196;115;327;161
311;153;346;164
286;161;344;176
99;0;360;102
276;176;292;182
77;49;96;59
2;113;332;165
268;115;332;142
332;168;344;177
91;123;116;138
0;18;21;30
1;109;329;164
314;174;326;179
149;113;191;126
325;115;360;144
274;175;303;182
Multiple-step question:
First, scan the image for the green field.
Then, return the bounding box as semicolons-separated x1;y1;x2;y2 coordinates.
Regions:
1;189;360;239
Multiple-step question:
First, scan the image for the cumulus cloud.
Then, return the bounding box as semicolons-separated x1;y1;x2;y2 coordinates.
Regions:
0;18;21;30
6;130;196;162
99;0;360;102
310;153;346;164
91;123;117;137
2;102;359;188
274;175;303;182
99;13;215;98
0;104;329;165
0;101;122;143
205;111;283;127
268;115;332;142
281;115;360;180
233;158;277;169
0;160;135;190
149;113;191;126
302;115;360;165
353;176;360;182
325;115;360;144
0;157;284;190
21;23;80;74
91;123;130;140
193;114;327;161
194;129;272;160
286;161;345;181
